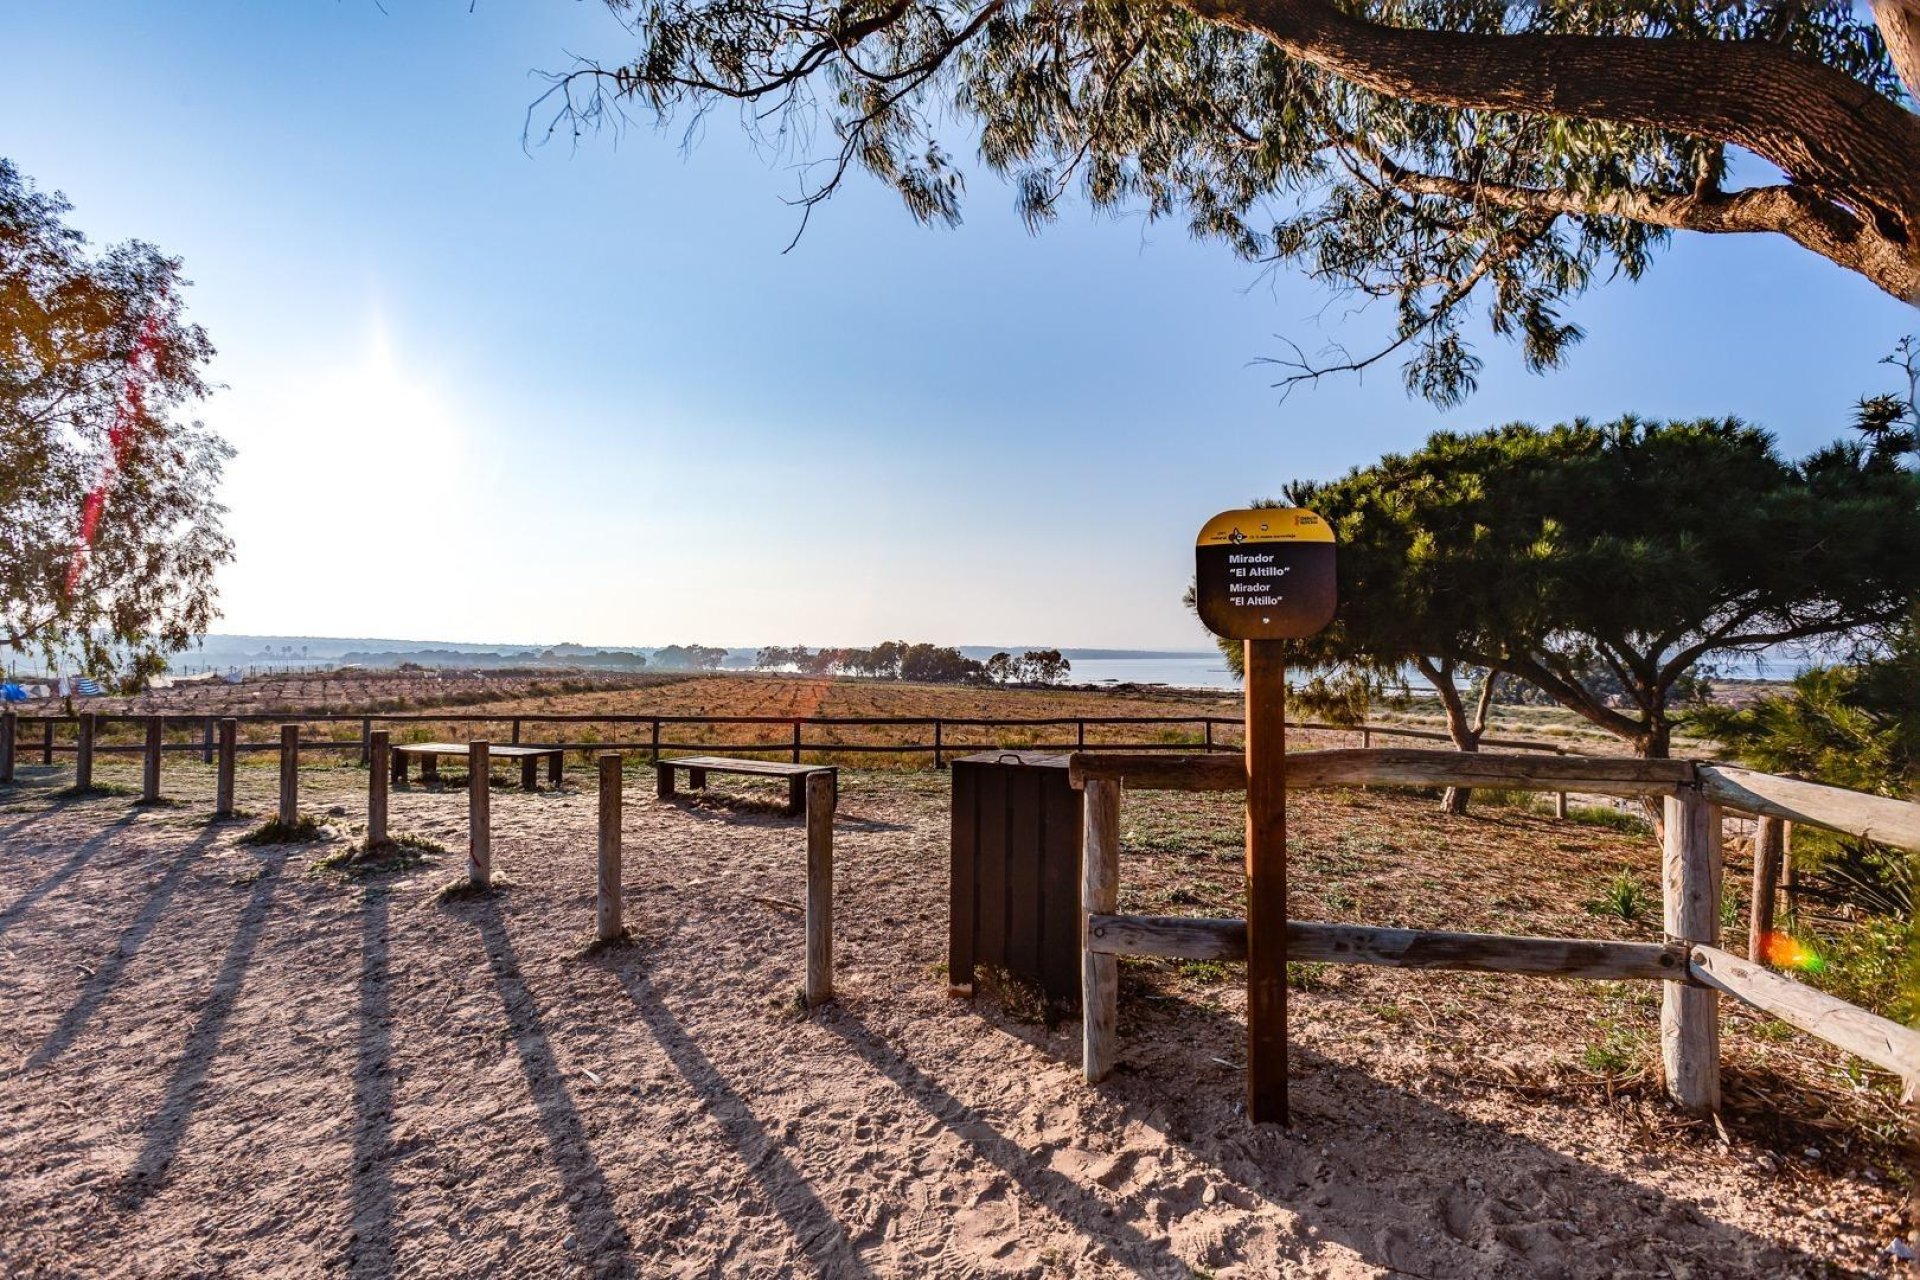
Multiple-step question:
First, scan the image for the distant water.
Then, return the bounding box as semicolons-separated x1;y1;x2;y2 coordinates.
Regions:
1065;652;1812;694
1070;656;1241;690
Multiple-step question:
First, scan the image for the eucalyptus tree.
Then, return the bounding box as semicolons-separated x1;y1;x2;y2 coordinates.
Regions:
548;1;1920;404
1;159;232;687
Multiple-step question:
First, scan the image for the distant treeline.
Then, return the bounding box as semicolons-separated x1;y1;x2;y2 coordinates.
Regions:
756;644;1070;686
334;642;732;671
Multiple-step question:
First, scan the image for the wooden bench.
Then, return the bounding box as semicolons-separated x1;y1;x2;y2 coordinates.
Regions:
392;741;564;791
655;755;836;815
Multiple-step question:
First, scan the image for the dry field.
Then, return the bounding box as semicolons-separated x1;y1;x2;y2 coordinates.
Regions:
0;727;1907;1278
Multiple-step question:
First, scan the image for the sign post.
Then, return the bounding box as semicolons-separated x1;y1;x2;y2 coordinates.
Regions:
1194;508;1336;1126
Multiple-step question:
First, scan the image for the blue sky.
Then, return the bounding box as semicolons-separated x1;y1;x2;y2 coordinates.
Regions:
3;1;1913;649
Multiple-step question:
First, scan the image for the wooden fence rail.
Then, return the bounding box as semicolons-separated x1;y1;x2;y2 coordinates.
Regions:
1070;748;1920;1113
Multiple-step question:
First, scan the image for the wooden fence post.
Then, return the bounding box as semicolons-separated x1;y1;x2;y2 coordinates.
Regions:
76;713;95;791
216;718;237;818
791;720;803;764
0;711;14;785
202;716;214;764
649;718;661;763
1554;791;1569;820
468;740;491;888
806;770;836;1005
42;718;54;765
1082;776;1121;1082
1361;724;1372;749
1244;639;1290;1126
359;717;372;766
933;720;944;770
1748;815;1784;963
1781;822;1798;921
142;716;163;804
1662;790;1722;1115
1077;720;1087;751
368;730;390;849
598;753;624;942
511;717;523;746
278;724;299;826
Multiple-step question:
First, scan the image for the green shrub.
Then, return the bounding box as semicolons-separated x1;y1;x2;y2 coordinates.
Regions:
1585;869;1652;922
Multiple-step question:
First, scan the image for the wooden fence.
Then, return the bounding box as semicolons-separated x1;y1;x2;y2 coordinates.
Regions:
0;706;1574;775
1069;748;1920;1115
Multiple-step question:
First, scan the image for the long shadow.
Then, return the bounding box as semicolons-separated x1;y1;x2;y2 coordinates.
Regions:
462;901;637;1274
942;990;1853;1278
0;811;140;939
18;826;222;1071
347;886;395;1280
606;962;876;1278
118;841;295;1204
817;1009;1180;1278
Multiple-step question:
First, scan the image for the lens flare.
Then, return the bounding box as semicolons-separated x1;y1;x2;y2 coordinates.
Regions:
65;312;165;597
1761;930;1826;973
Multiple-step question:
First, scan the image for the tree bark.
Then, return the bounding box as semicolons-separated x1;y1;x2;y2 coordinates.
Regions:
1421;657;1484;814
1177;0;1920;299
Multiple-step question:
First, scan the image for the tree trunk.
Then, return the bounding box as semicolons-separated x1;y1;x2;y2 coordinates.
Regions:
1425;660;1485;815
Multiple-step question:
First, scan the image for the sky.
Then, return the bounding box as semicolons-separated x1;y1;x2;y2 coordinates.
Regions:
3;1;1914;650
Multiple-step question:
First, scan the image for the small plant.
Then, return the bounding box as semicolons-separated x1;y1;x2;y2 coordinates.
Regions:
1178;960;1230;984
1565;803;1649;833
1580;1021;1646;1077
1585;869;1651;922
241;813;327;845
1286;961;1332;991
310;831;444;879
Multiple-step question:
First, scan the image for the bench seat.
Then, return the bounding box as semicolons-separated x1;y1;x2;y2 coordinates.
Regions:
654;755;836;815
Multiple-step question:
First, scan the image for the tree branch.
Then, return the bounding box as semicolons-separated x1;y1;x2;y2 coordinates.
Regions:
1176;0;1920;298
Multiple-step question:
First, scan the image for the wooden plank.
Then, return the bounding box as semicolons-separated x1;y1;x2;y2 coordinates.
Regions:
1691;944;1920;1086
1040;768;1083;1008
657;755;832;778
142;717;162;803
1244;638;1288;1126
598;753;623;942
393;741;559;760
1069;748;1694;796
948;760;977;994
1699;764;1920;854
76;713;94;791
1070;752;1243;791
1748;815;1784;962
1081;777;1120;1083
1662;792;1722;1115
468;740;490;888
1086;914;1688;979
1006;767;1042;979
975;761;1008;969
368;730;390;848
278;724;299;825
806;771;835;1005
216;718;236;817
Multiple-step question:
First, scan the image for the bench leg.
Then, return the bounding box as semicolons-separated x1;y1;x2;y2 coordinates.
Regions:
789;774;806;816
392;749;407;785
657;766;675;801
688;767;707;790
422;754;439;783
549;753;562;788
521;757;537;791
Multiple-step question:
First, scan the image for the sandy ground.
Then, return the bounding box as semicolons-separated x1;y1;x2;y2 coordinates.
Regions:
0;757;1905;1278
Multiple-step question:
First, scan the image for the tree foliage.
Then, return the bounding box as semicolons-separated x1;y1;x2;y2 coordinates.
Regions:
1214;416;1920;767
1;159;232;685
550;0;1920;405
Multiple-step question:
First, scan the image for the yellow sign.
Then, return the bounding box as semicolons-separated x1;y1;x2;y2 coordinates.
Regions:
1194;507;1337;641
1195;509;1334;548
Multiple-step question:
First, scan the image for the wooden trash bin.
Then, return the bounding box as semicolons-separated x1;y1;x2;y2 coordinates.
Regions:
949;751;1085;1013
